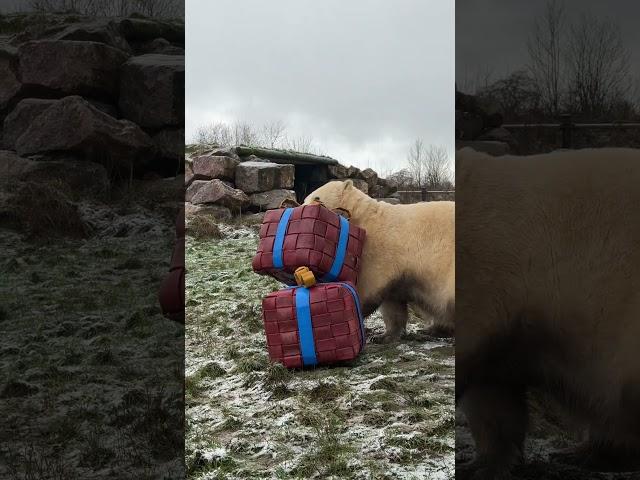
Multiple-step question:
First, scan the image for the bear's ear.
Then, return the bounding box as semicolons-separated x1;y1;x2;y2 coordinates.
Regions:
343;179;354;190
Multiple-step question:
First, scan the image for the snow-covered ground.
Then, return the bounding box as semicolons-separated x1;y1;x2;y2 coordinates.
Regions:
0;210;184;478
186;221;455;479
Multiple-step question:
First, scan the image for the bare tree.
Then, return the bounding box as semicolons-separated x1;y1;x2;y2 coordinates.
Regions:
457;65;495;95
478;70;541;120
565;14;632;118
407;139;427;188
407;140;453;190
261;120;286;148
527;0;565;117
192;120;324;155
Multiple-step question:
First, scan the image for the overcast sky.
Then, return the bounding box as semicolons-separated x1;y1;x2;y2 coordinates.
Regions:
186;0;454;173
456;0;640;95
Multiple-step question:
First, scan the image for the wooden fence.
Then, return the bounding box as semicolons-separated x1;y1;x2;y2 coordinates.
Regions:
503;114;640;151
396;189;455;203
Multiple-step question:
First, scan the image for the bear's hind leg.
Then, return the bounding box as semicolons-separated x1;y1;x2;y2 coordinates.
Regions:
459;384;527;479
380;300;408;342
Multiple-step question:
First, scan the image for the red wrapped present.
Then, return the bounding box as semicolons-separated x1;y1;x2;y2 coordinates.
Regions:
262;282;366;368
252;204;366;285
159;207;185;323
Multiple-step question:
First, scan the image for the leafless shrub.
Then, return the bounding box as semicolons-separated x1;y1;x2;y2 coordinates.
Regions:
28;0;183;18
193;120;324;155
406;140;453;190
527;0;565;117
565;14;632;118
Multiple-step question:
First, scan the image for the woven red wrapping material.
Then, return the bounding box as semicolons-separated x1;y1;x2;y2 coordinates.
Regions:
252;204;366;285
262;283;364;368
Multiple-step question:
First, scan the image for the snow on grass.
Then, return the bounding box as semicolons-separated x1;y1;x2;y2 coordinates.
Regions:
0;215;183;479
186;221;455;479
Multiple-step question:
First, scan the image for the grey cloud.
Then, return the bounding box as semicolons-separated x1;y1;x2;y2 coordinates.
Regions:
186;0;454;170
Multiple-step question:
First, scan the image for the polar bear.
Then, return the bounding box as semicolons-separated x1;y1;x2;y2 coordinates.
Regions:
456;147;640;478
303;179;454;341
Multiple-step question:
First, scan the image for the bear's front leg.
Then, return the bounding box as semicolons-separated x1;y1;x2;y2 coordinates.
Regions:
459;383;527;479
379;300;408;342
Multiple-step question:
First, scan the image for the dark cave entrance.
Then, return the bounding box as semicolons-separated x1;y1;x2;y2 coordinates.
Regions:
293;164;329;203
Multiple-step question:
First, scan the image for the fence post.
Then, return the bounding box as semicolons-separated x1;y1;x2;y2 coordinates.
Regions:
560;113;573;149
421;187;427;202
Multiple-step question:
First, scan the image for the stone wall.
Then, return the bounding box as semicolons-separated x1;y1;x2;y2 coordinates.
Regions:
0;13;185;235
185;146;406;218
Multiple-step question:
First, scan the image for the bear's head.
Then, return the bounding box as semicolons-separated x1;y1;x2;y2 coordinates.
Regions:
303;179;355;210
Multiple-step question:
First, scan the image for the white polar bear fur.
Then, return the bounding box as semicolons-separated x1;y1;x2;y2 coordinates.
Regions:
456;147;640;476
303;180;454;339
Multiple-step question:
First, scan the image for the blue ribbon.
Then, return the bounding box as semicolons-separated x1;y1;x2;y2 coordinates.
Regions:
340;283;366;348
324;216;350;281
272;208;293;269
295;287;317;366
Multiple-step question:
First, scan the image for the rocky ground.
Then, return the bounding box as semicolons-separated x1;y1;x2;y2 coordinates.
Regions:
0;202;184;478
185;217;455;480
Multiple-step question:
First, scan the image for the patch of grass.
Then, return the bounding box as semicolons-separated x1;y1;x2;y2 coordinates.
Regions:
263;362;293;387
199;362;227;379
115;258;144;270
185;363;227;400
187;450;237;478
370;377;399;392
234;354;269;374
306;380;347;403
216;416;242;432
362;410;390;427
291;412;355;479
386;433;453;457
187;216;223;240
91;346;115;365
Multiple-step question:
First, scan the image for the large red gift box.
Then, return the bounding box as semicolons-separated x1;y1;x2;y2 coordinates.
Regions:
261;282;365;368
252;204;366;285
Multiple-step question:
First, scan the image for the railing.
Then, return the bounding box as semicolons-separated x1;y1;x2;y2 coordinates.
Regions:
396;189;456;203
503;114;640;149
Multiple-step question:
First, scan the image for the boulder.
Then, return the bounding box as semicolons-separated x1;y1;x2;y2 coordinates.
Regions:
185;160;194;187
192;155;239;182
361;168;378;189
185;202;232;221
2;98;58;149
117;18;185;43
186;179;249;211
18;40;129;98
369;184;387;198
16;96;155;171
242;154;270;163
152;127;184;173
118;54;184;129
385;177;399;193
328;163;348;179
347;165;364;179
0;47;20;110
235;161;294;193
9;153;111;200
133;38;184;55
249;189;297;211
351;179;369;194
207;146;240;160
48;20;132;53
